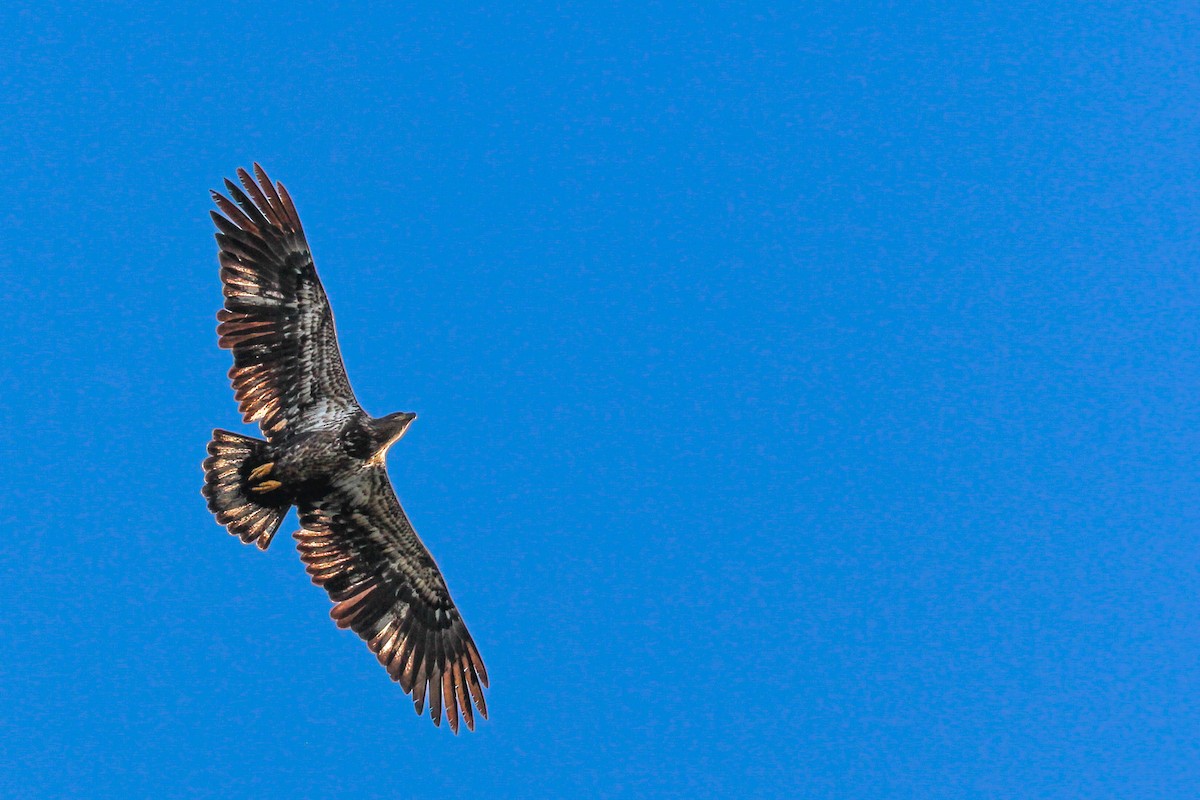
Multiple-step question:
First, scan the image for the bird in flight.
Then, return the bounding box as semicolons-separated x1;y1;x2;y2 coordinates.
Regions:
201;165;487;733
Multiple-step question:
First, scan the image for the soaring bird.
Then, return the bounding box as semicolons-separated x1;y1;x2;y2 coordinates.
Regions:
201;165;487;733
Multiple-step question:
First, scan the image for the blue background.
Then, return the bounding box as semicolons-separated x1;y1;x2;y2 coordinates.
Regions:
1;3;1197;797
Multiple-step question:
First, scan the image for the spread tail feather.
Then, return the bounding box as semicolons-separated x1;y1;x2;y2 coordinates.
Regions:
202;429;288;550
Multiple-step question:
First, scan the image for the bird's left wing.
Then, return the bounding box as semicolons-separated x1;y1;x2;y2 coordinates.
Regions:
211;164;361;439
295;467;489;733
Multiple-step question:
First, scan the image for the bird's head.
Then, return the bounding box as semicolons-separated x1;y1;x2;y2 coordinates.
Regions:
371;411;417;461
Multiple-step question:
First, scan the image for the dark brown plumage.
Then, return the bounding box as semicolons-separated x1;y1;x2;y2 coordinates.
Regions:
201;165;487;733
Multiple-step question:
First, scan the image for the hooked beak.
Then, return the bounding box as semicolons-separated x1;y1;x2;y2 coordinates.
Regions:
375;411;417;459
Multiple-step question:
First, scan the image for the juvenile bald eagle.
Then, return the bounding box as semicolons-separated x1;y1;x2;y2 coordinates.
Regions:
201;165;487;733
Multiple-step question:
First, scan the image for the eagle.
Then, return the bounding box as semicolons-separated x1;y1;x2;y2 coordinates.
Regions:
201;165;487;733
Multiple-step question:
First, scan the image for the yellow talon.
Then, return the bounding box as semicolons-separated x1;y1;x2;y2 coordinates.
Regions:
251;480;282;493
248;462;275;480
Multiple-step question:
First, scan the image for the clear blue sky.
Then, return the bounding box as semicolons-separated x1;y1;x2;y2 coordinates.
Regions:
1;3;1197;798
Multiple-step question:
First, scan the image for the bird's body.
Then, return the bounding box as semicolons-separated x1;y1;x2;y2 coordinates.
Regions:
237;411;413;507
201;165;487;733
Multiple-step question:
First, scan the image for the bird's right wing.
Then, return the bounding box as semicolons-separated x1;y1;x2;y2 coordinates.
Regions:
295;466;489;733
211;164;362;439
